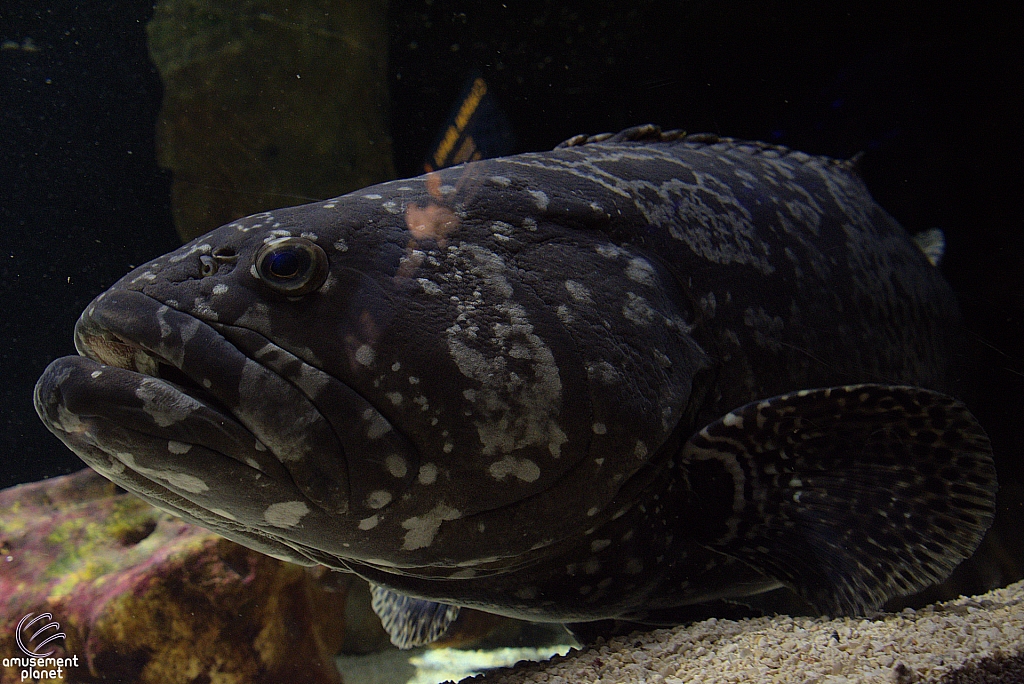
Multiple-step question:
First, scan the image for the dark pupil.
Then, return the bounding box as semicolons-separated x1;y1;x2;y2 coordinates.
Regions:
267;249;304;278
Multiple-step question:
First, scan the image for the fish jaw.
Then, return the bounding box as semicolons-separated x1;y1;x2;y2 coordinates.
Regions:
33;353;323;565
34;287;424;565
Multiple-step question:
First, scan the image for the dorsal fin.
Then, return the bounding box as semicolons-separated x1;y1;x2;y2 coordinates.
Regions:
556;124;691;148
555;124;851;171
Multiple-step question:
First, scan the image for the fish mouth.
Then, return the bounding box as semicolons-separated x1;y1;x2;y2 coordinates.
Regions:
33;288;372;566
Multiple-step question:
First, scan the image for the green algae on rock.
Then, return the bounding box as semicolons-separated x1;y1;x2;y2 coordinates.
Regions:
146;0;395;241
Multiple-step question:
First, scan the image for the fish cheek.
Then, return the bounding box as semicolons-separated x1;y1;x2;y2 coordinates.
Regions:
515;238;709;475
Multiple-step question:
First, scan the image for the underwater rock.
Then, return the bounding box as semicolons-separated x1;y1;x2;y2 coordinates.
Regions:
0;468;352;683
468;579;1024;684
146;0;395;241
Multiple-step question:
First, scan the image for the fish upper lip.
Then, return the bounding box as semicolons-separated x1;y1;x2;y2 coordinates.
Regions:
74;297;233;418
69;290;303;485
76;319;224;410
71;288;360;518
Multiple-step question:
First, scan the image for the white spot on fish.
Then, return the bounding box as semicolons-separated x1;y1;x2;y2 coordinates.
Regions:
365;490;393;509
587;507;599;517
135;377;202;428
192;297;218;321
522;217;538;232
652;349;673;369
363;193;383;199
723;412;743;428
385;391;403;406
359;515;379;530
587;361;621;385
362;408;392;439
488;175;511;187
625;257;657;286
417;278;442;295
90;370;103;379
391;361;401;372
556;304;572;324
549;432;567;458
167;441;191;454
592;423;607;435
489;456;540;483
116;451;207;493
264;501;309;528
333;238;349;252
564;280;592;303
211;284;228;295
417;463;438;485
401;502;462;550
591;539;612;553
622;292;655;325
489;220;515;241
385;454;408;478
355;344;375;366
528;189;548;210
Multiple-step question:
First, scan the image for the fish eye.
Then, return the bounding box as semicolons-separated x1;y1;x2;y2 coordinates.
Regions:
254;237;328;296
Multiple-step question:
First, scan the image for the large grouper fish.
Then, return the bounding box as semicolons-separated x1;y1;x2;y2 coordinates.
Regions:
35;125;997;648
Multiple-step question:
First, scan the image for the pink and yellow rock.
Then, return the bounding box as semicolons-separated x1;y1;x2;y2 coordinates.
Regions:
0;468;355;683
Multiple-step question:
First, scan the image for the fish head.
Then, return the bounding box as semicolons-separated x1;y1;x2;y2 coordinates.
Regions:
34;162;709;574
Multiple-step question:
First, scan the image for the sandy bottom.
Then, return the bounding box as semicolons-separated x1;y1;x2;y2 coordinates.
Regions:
465;580;1024;684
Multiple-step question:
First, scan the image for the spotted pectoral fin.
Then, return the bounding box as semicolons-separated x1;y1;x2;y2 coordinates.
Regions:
369;583;460;649
681;384;997;617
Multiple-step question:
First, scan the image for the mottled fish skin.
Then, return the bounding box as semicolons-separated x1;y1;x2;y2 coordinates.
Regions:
34;126;996;638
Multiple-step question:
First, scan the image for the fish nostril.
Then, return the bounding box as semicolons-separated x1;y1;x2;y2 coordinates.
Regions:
212;246;238;262
200;255;218;277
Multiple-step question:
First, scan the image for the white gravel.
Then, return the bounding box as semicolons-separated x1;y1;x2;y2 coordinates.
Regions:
465;580;1024;684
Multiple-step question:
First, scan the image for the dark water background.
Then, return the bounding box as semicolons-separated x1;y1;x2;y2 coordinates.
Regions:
2;2;1022;592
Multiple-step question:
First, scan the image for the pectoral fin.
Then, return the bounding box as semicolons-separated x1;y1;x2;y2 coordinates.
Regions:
681;384;996;616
